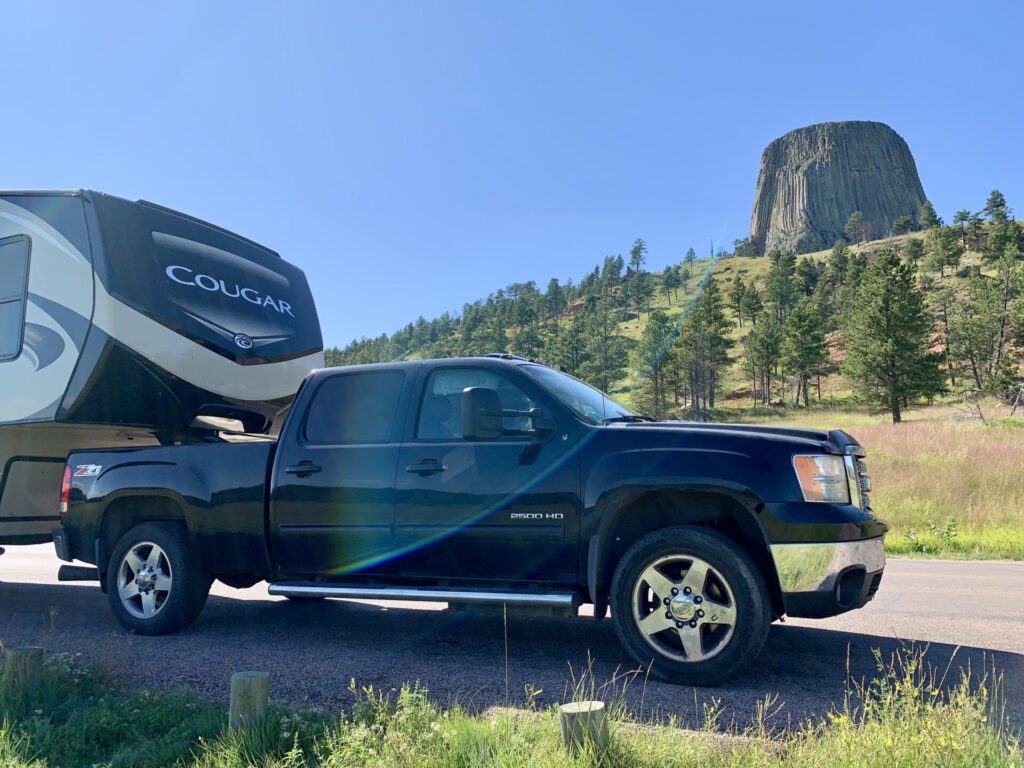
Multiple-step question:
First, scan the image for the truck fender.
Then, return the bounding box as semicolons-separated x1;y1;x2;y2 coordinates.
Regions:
585;483;781;614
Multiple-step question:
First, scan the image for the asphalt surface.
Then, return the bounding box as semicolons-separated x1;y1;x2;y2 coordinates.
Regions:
1;545;1021;729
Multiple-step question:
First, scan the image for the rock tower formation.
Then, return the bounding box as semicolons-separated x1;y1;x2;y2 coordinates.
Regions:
749;121;926;255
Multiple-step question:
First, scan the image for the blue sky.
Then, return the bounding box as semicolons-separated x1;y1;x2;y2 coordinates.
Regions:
6;1;1022;345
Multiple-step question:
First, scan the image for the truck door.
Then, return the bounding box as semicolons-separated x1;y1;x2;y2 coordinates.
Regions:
394;365;581;584
269;368;409;578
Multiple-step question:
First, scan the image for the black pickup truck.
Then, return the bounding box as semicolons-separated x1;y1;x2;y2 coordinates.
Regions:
54;355;886;684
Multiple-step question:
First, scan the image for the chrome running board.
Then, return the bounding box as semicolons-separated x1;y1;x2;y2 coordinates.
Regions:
268;582;581;609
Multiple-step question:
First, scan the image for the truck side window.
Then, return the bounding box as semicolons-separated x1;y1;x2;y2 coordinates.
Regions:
417;368;536;440
0;235;31;362
304;371;405;444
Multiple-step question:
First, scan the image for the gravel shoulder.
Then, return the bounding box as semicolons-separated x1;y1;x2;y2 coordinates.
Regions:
1;547;1021;729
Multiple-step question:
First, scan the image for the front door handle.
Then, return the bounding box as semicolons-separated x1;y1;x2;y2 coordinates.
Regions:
405;460;446;476
285;462;322;477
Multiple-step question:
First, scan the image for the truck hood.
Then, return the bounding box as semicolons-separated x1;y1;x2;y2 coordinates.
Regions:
607;420;863;456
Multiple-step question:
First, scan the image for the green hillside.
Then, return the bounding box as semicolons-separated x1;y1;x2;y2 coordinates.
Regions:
326;245;717;400
328;195;1022;426
710;218;1024;414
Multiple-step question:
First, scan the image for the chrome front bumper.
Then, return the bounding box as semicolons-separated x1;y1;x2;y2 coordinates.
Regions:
770;537;886;618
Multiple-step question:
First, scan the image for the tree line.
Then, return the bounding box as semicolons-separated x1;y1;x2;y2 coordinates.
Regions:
329;190;1023;424
720;190;1023;422
328;240;704;394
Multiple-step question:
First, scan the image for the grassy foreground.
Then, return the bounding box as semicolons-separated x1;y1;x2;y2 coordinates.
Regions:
0;650;1019;768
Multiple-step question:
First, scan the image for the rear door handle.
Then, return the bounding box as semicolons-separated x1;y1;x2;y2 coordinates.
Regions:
285;463;322;477
405;460;446;476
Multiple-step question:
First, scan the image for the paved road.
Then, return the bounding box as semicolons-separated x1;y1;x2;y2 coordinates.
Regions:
1;545;1021;728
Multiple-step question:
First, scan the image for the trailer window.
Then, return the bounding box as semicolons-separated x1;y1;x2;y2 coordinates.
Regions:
0;235;30;362
304;371;406;444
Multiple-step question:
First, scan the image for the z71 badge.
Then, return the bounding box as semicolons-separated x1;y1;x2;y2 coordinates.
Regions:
73;464;102;478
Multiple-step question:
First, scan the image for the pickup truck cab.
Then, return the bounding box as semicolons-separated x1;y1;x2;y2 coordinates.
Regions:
55;355;886;684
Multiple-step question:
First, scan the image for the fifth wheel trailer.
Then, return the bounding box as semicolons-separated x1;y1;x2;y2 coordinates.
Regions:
0;190;323;547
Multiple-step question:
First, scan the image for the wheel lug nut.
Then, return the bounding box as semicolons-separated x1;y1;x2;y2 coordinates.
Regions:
683;587;691;595
689;620;697;628
675;622;684;629
663;597;670;605
694;596;702;604
697;610;705;618
665;611;673;619
671;588;678;595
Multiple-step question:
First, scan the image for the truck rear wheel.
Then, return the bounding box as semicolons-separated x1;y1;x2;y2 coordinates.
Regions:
610;525;770;685
106;522;211;635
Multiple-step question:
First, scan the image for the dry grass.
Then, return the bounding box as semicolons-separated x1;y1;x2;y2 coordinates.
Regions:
753;403;1024;559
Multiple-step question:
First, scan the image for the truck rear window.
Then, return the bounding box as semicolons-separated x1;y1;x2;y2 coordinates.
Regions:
304;371;405;444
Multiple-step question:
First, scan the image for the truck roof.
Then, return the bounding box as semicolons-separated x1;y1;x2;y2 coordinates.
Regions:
313;355;548;378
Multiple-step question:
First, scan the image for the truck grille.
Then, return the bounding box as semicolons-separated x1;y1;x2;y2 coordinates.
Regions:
857;460;871;509
845;453;871;509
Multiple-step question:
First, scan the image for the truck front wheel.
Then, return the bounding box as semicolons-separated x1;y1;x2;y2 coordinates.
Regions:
610;525;770;685
106;522;211;635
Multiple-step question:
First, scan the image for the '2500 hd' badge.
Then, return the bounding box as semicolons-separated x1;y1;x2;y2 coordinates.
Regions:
73;464;102;478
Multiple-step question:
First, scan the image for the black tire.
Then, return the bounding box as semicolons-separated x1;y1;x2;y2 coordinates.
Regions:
105;522;211;635
610;525;770;685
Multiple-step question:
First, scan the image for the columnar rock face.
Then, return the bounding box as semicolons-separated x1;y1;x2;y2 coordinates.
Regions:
749;121;927;255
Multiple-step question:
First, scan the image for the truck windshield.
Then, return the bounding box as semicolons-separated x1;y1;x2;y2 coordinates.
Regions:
521;364;637;424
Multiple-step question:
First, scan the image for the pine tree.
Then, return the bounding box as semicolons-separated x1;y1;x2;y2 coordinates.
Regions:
893;215;913;235
930;285;959;391
662;266;682;302
782;298;829;406
674;279;732;420
546;312;587;376
635;271;656;317
630;311;676;419
628;238;648;318
795;257;820;296
728;275;747;326
841;250;943;422
579;295;629;392
844;211;868;243
743;310;782;405
920;200;941;230
945;276;1004;389
510;324;544;360
903;238;925;268
952;210;973;248
680;264;693;294
925;226;964;277
684;247;696;271
544;278;565;321
740;285;763;326
983;190;1009;222
763;250;798;321
830;240;850;280
981;191;1022;266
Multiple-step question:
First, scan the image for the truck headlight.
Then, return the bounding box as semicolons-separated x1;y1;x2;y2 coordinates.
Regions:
792;455;850;503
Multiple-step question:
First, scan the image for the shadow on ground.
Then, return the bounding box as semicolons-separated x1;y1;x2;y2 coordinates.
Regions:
1;580;1020;730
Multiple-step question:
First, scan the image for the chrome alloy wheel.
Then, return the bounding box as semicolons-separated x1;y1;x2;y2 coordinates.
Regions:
117;541;173;619
631;554;737;663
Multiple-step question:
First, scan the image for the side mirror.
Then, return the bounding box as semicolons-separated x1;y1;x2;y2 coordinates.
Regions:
528;409;556;440
461;387;503;441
